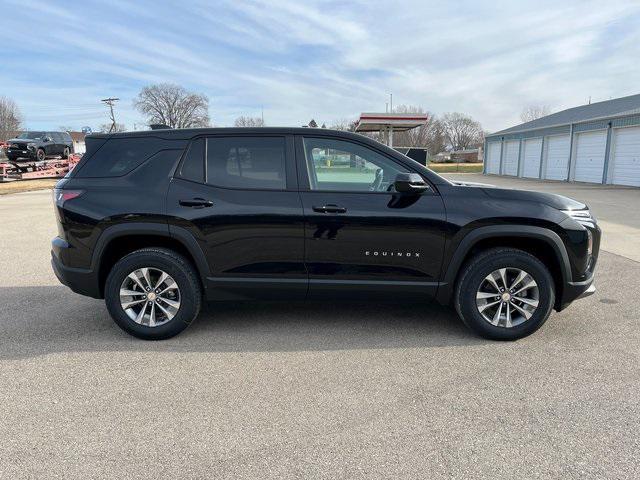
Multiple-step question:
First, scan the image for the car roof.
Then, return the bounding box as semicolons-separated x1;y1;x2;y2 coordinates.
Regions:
89;127;366;140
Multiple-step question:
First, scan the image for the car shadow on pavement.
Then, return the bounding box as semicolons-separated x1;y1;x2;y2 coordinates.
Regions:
0;285;487;360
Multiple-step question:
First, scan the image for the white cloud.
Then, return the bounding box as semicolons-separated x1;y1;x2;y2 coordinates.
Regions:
1;0;639;130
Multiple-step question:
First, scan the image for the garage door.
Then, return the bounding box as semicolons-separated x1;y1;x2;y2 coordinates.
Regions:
610;126;640;187
486;142;501;174
544;135;570;180
502;140;519;176
522;138;542;178
573;130;607;183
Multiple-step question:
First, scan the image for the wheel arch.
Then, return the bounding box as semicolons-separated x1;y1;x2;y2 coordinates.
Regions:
437;225;571;309
92;223;210;297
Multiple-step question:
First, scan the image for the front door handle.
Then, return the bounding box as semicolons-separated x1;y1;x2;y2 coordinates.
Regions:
312;204;347;214
179;198;214;208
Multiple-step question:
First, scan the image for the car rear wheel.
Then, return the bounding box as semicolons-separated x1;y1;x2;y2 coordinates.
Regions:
104;248;202;340
62;147;70;159
454;248;555;340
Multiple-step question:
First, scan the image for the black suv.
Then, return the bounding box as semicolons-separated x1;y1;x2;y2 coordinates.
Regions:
6;131;73;162
51;128;600;340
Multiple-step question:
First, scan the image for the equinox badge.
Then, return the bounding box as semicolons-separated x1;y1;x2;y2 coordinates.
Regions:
365;250;421;257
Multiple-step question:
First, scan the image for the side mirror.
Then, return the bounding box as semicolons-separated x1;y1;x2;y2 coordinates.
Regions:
394;172;430;193
43;137;52;142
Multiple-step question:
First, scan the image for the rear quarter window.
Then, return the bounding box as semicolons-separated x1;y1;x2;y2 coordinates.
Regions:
74;137;179;178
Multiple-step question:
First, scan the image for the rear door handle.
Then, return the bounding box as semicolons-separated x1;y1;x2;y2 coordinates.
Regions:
312;204;347;214
179;198;214;208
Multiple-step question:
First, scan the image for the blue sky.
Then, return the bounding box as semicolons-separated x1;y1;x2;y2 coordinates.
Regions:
1;0;639;132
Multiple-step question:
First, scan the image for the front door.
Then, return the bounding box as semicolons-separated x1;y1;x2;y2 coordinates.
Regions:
166;134;306;301
296;135;446;300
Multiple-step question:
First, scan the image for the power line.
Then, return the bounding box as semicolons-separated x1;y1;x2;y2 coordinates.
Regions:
101;98;120;133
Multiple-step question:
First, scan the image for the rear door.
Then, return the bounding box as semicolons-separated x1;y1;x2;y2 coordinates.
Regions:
45;132;58;155
166;134;306;301
296;135;446;300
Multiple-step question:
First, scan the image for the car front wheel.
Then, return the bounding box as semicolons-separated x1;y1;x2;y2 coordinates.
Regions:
104;248;202;340
455;248;555;340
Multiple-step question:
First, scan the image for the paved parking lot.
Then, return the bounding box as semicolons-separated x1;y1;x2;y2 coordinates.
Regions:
1;182;639;479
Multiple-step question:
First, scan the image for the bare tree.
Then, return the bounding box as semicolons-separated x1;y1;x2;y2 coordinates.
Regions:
0;96;22;141
330;118;358;132
520;104;551;123
99;123;127;133
58;126;74;132
134;83;209;129
440;112;484;151
392;105;447;155
234;116;265;127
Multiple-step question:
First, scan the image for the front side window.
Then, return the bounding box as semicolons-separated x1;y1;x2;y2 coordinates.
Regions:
206;136;286;190
303;137;409;192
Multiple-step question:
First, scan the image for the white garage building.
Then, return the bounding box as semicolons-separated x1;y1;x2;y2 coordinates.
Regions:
484;94;640;186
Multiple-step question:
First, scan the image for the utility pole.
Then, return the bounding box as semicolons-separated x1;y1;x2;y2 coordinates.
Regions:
261;105;264;126
389;93;393;113
101;98;119;133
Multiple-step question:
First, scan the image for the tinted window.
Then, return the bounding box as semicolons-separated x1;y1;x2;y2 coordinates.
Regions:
303;137;408;192
61;132;72;143
76;137;170;178
206;136;286;190
177;138;205;183
51;133;63;142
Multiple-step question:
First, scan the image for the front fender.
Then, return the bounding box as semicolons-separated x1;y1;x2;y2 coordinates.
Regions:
436;225;571;305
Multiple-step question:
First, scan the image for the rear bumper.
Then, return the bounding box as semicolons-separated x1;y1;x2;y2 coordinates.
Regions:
51;237;102;299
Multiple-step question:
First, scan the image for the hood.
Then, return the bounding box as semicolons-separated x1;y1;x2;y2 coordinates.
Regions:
450;180;495;188
480;186;587;211
7;138;37;144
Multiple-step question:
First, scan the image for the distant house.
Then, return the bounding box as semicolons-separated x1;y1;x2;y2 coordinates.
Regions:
450;148;482;163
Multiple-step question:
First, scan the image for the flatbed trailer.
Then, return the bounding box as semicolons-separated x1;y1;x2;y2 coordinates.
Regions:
0;154;81;182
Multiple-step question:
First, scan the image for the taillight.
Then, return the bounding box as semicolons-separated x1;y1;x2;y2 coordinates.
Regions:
53;188;84;207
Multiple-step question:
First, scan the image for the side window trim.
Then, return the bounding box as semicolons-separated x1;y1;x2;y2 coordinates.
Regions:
295;135;432;194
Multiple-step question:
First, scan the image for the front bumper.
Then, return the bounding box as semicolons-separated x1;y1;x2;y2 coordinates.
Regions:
557;271;596;311
51;237;102;299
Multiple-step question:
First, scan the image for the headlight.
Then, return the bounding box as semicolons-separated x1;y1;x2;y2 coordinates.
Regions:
562;209;596;228
27;142;36;148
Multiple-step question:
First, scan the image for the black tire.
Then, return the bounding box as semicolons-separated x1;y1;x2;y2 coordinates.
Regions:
62;147;70;159
36;148;46;161
104;248;202;340
454;248;555;340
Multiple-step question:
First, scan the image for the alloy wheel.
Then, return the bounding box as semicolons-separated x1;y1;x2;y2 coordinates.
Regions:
475;267;539;328
119;267;181;327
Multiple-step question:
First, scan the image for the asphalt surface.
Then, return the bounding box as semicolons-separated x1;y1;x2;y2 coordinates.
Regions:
1;184;639;479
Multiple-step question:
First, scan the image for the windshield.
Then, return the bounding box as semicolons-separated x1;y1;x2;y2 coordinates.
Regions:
17;131;45;140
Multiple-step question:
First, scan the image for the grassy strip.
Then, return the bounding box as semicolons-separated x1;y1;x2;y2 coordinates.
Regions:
0;179;58;195
427;163;483;173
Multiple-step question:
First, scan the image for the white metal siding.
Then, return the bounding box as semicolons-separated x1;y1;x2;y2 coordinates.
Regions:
486;142;501;174
522;138;542;178
544;135;570;180
610;126;640;186
502;140;519;176
573;130;607;183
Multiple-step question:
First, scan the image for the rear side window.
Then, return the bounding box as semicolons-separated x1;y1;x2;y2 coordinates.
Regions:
75;137;169;177
206;136;286;190
177;138;205;183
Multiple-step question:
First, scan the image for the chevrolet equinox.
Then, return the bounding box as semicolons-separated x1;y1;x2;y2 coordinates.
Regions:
51;128;600;340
